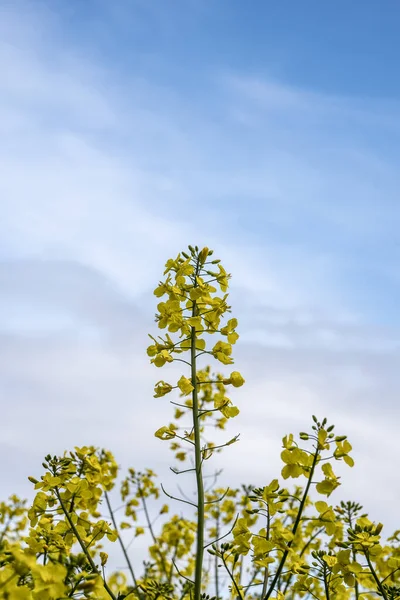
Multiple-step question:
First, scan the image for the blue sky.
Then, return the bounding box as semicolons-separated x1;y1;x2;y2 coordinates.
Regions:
1;0;400;573
54;0;400;95
16;0;399;325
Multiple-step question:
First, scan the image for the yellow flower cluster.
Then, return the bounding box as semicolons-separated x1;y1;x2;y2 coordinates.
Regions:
148;246;245;441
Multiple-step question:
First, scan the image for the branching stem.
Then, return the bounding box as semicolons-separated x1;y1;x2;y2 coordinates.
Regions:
104;490;143;599
55;488;117;600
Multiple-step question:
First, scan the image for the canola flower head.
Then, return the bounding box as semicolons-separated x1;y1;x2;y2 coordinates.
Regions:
148;246;245;434
148;246;236;358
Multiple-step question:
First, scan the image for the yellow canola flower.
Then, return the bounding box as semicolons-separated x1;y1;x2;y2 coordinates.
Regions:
177;376;194;395
214;394;239;419
227;331;239;344
32;563;68;600
217;263;229;292
271;593;285;600
153;275;172;298
154;426;177;440
186;316;203;330
198;246;209;264
212;341;234;365
220;317;239;343
315;462;341;496
153;350;173;367
230;371;245;387
323;554;338;567
146;344;157;356
154;381;173;398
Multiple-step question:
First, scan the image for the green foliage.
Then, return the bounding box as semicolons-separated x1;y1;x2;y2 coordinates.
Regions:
1;245;399;600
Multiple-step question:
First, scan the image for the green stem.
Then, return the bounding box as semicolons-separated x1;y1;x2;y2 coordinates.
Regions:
365;551;388;600
263;448;320;600
323;563;331;600
104;491;143;599
222;554;244;600
168;542;179;584
215;512;220;600
242;567;261;597
261;507;271;597
348;512;360;600
282;526;324;596
68;462;85;514
55;488;117;600
68;574;86;597
261;567;269;598
191;262;205;600
139;487;169;581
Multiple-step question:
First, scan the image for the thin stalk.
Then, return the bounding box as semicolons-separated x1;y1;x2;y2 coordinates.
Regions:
263;448;320;600
261;507;271;597
68;462;85;514
382;566;400;584
238;554;244;589
282;526;325;596
191;260;205;600
215;511;220;600
348;511;360;600
243;567;261;597
68;575;86;598
365;552;388;600
323;563;331;600
261;567;269;598
55;488;117;600
221;554;244;600
168;542;179;584
104;491;142;599
139;487;169;580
